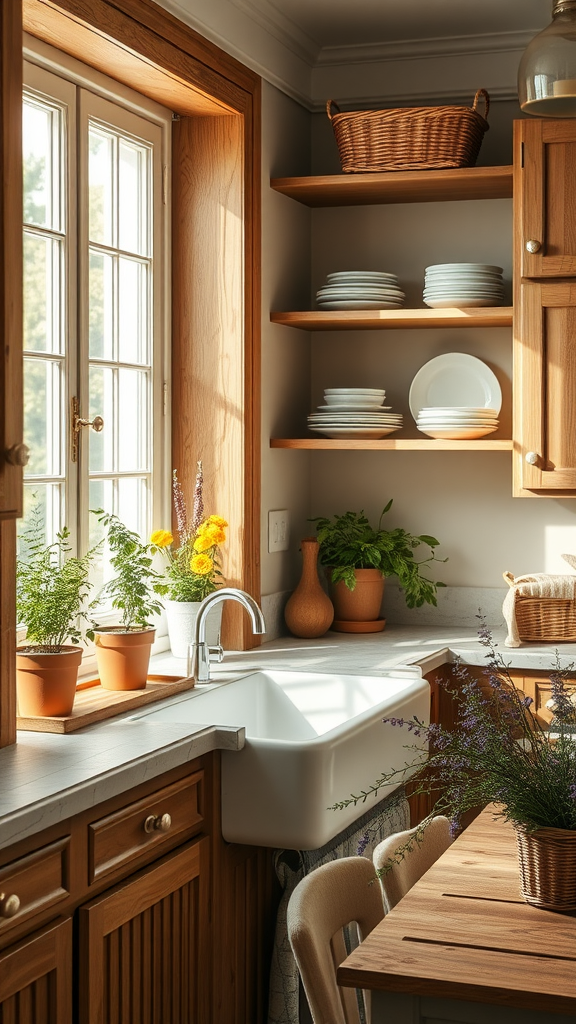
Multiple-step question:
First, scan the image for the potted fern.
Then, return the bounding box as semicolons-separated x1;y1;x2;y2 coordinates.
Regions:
16;510;99;716
311;500;445;632
89;510;165;690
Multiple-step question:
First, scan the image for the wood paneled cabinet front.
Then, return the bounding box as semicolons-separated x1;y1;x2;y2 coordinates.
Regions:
514;119;576;496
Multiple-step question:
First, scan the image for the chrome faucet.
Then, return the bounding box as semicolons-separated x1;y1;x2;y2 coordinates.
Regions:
187;587;266;684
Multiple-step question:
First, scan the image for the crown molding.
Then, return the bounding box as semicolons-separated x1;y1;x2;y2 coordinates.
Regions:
229;0;321;65
309;84;519;114
316;30;538;67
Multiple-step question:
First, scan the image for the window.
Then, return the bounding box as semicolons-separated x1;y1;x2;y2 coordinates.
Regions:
22;51;170;598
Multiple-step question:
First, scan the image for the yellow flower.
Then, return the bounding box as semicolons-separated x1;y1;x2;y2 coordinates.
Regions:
193;532;214;553
150;529;173;548
190;553;213;576
208;514;228;529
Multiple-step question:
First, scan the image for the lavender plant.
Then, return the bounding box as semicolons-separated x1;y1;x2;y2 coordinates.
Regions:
333;626;576;872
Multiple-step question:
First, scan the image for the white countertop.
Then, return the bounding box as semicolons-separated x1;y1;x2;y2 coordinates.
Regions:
1;625;574;851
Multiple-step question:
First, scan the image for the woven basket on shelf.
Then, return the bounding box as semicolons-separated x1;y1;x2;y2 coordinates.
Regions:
327;89;490;173
503;571;576;642
515;825;576;911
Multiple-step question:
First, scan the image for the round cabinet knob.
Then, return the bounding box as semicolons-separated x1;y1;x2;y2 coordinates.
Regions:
525;239;542;254
525;451;540;465
0;892;21;918
5;443;30;467
143;812;172;834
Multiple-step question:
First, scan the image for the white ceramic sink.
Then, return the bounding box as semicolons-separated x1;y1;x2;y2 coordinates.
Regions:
133;667;429;850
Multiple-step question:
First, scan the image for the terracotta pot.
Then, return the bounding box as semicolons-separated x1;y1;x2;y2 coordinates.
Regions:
284;538;334;638
329;568;385;623
16;645;83;717
94;627;156;691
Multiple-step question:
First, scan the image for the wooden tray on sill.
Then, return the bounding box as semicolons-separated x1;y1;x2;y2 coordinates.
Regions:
16;674;194;734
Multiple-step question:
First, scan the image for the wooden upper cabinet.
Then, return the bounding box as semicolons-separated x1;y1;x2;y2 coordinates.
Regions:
0;0;24;519
514;119;576;279
515;280;576;493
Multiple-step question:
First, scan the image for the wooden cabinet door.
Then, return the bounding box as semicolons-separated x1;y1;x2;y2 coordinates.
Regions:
0;917;72;1023
78;837;210;1024
515;119;576;280
514;280;576;494
0;0;24;519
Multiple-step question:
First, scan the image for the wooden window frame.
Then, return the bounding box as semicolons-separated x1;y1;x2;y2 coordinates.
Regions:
0;0;261;746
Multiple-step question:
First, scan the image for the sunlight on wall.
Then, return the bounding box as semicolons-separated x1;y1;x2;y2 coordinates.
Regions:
544;525;576;574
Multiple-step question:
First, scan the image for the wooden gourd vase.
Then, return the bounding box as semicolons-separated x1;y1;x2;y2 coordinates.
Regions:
284;538;334;638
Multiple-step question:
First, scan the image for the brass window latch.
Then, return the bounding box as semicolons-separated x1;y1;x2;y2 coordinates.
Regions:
71;396;104;462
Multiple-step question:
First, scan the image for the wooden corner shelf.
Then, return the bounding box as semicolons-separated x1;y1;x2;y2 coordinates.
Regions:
270;308;513;331
270;438;513;451
270;165;513;207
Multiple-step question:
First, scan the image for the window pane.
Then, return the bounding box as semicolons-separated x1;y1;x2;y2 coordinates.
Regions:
119;257;149;364
119;139;149;256
89;478;114;595
118;476;149;537
23;357;62;476
23;98;62;231
89;127;114;246
89;365;115;473
19;483;63;554
117;368;149;472
89;250;114;360
24;231;63;354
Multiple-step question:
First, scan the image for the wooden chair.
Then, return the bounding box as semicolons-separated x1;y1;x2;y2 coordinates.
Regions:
372;815;452;912
287;856;384;1024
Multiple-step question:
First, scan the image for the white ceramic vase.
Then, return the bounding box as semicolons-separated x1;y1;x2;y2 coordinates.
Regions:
164;599;223;659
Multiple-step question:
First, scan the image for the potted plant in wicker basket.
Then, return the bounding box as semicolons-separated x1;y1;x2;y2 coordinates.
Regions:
335;628;576;912
311;500;445;632
151;464;227;658
16;510;99;716
89;510;165;690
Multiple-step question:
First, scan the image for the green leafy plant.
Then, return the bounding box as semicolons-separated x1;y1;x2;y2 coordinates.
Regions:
311;500;446;608
335;628;576;873
17;507;99;652
89;510;165;632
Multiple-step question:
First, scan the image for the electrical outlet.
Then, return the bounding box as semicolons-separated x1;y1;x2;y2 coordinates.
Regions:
268;509;290;553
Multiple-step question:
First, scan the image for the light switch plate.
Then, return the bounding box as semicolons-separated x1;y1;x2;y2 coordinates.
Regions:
268;509;290;552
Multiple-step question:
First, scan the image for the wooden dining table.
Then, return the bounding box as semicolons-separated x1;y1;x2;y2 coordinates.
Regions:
338;805;576;1023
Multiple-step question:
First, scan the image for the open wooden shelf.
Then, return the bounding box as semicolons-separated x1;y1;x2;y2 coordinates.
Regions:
270;307;513;331
271;165;513;207
270;438;513;451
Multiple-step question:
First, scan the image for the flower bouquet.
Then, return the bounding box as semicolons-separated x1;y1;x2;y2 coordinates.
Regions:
334;626;576;910
151;463;228;657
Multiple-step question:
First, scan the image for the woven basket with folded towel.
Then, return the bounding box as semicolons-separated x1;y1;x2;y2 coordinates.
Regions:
503;554;576;647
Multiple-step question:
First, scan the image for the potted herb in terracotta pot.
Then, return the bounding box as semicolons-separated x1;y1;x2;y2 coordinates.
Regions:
16;511;99;717
89;510;165;690
311;499;445;632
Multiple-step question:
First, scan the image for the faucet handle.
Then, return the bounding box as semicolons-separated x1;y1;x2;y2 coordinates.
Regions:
208;644;224;663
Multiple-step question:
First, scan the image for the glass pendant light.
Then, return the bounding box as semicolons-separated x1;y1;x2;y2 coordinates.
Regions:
518;0;576;115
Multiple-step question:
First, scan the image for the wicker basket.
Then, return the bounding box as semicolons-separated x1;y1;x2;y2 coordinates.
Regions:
515;825;576;911
327;89;490;173
503;571;576;642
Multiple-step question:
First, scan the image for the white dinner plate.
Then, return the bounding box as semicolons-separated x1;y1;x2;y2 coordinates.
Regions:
309;426;401;439
423;296;504;308
425;263;503;274
324;387;386;394
327;271;399;281
418;406;498;417
409;353;502;418
317;300;404;309
317;289;405;299
317;403;389;411
308;418;403;425
417;426;498;440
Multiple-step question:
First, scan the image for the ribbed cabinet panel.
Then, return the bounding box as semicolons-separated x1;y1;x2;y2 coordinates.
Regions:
0;918;72;1023
79;839;209;1024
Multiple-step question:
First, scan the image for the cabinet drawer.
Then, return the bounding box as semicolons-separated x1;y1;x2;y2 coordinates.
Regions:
88;771;203;884
0;837;70;936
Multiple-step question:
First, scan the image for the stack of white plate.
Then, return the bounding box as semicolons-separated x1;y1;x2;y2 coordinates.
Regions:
415;407;499;440
316;271;405;310
423;263;505;308
409;352;502;439
308;388;403;439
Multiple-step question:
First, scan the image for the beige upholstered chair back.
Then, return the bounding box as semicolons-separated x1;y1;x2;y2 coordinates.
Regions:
287;856;384;1024
373;815;452;912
